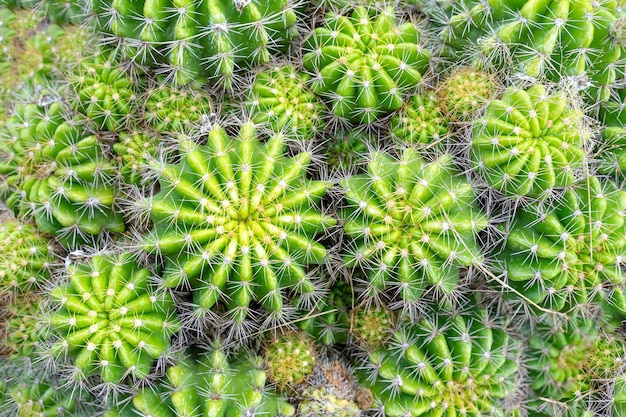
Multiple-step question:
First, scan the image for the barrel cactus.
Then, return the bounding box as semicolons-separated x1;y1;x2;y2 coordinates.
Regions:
495;176;626;315
264;331;317;390
597;88;626;181
302;5;431;123
4;292;46;358
358;306;522;417
390;92;449;148
437;68;499;122
471;84;589;200
341;150;487;306
113;131;160;186
143;122;336;325
325;129;373;173
349;305;394;349
298;279;351;346
92;0;298;87
245;64;324;140
9;378;92;417
48;253;180;383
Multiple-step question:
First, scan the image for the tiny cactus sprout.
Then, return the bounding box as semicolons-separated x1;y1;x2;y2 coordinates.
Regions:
48;253;180;383
436;68;499;122
389;92;449;149
325;129;373;174
112;130;160;186
349;305;394;349
91;0;299;87
495;176;626;316
357;306;523;417
264;330;317;390
471;84;589;200
143;81;213;135
298;280;351;346
0;220;56;293
597;88;626;182
143;122;336;324
340;149;487;307
245;64;325;141
129;348;296;417
302;5;431;124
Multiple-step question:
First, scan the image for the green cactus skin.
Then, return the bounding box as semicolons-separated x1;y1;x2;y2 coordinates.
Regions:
597;88;626;181
430;0;626;102
496;176;626;315
302;6;431;124
340;150;487;304
0;220;55;293
4;292;47;358
0;99;126;246
41;0;86;24
437;68;498;122
130;349;296;417
264;331;317;390
471;84;588;199
143;82;213;134
298;280;351;346
614;373;626;416
349;305;393;349
389;92;449;148
10;380;84;417
246;64;325;140
48;253;180;383
92;0;298;87
358;307;522;417
143;122;336;324
325;129;372;173
113;131;160;186
70;55;139;132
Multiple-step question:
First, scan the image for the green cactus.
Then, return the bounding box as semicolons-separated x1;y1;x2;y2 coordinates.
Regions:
429;0;626;102
48;253;180;383
302;5;431;123
437;68;498;122
614;372;626;416
40;0;86;24
597;88;626;181
130;348;296;417
358;307;522;417
471;84;588;199
0;220;55;293
325;129;373;173
340;150;487;305
92;0;298;87
0;97;126;246
299;389;362;417
496;176;626;315
113;130;160;186
4;292;47;358
245;64;325;140
389;92;449;148
349;305;393;349
143;82;213;134
297;280;351;346
264;331;317;390
143;122;336;324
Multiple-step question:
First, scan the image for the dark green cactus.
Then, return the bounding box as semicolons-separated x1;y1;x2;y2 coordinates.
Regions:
298;280;351;346
597;87;626;181
325;129;373;173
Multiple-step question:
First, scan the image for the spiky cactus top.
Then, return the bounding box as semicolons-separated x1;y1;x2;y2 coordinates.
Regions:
350;305;393;349
496;176;626;315
92;0;298;87
325;129;372;173
245;64;324;140
471;84;588;199
113;131;160;186
49;253;180;383
130;348;296;417
389;92;449;148
298;280;351;346
358;307;522;417
4;292;47;358
264;331;317;390
437;68;498;122
143;122;336;324
341;150;487;305
302;6;431;123
0;98;125;246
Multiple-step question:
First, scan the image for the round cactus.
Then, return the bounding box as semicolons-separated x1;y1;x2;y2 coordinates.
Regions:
245;64;324;140
340;150;487;305
264;331;317;390
4;292;47;358
597;88;626;181
130;348;296;417
495;176;626;315
325;129;373;173
349;305;393;349
358;306;522;417
437;68;498;122
92;0;298;87
302;5;431;123
48;253;180;383
0;220;55;293
113;130;160;186
299;388;362;417
298;280;351;346
389;92;449;148
143;122;336;324
471;84;588;199
143;82;213;134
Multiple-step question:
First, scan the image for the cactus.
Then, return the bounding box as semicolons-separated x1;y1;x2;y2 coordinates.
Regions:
130;348;296;417
113;130;160;186
471;84;588;200
143;122;336;324
264;331;317;390
40;0;86;24
429;0;626;102
597;88;626;181
614;372;626;416
349;305;393;349
389;92;449;148
325;129;373;173
0;97;126;246
0;220;56;293
437;68;498;122
4;292;47;358
340;150;487;306
245;64;325;140
496;176;626;315
143;82;213;134
302;5;431;123
48;253;180;383
358;306;522;417
298;280;351;346
92;0;298;87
